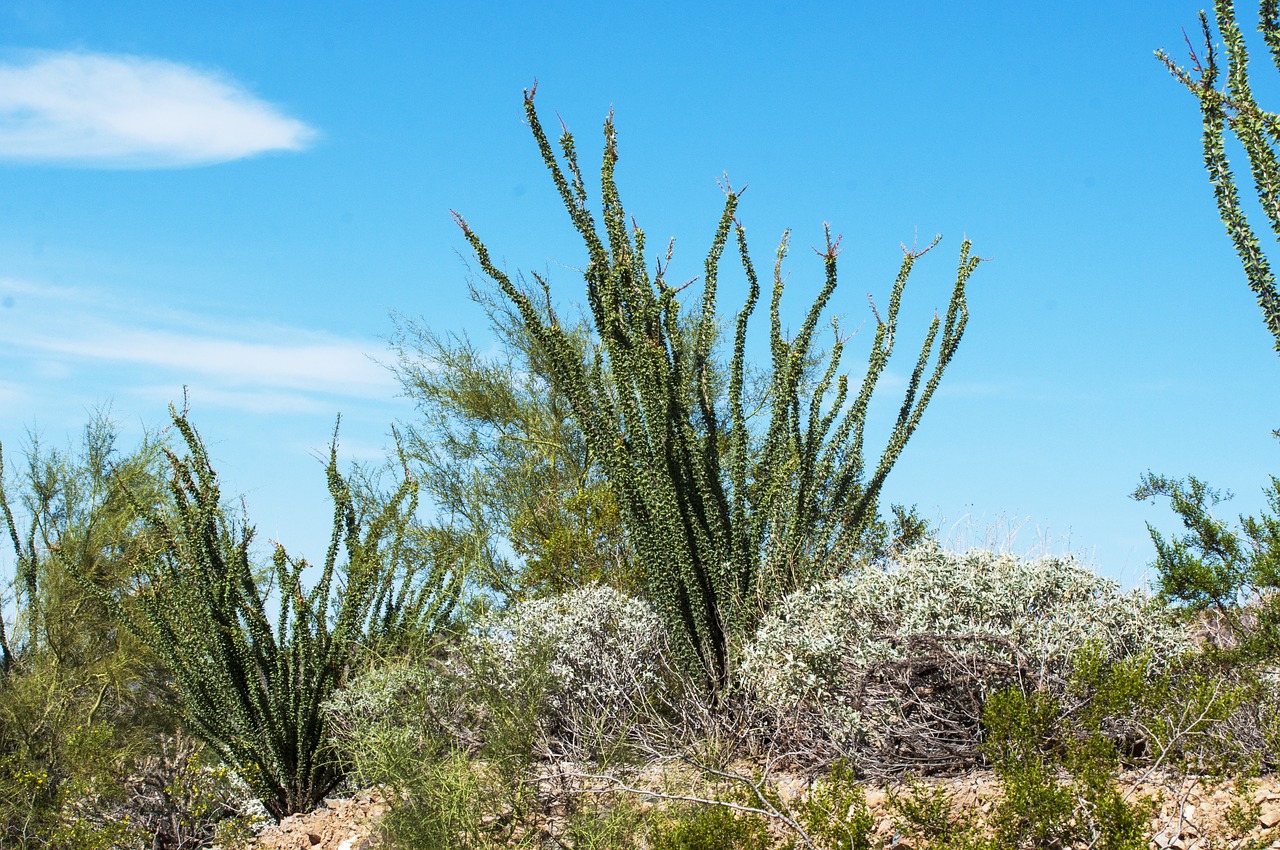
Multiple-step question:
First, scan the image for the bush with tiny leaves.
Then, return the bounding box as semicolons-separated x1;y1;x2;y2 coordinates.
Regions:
468;584;672;741
326;585;674;767
739;541;1189;759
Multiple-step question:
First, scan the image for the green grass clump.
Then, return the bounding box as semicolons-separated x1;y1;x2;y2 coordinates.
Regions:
793;760;874;850
648;802;770;850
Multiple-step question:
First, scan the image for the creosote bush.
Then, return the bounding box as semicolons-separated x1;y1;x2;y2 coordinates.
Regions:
648;801;770;850
973;653;1155;850
794;760;874;850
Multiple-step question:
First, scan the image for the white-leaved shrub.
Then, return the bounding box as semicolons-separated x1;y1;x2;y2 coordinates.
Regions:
322;586;672;769
322;663;440;784
738;541;1189;770
468;584;670;728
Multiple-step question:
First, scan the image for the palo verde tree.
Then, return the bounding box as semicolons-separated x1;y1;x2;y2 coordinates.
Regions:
1159;0;1280;351
84;407;462;820
0;420;166;680
0;417;177;846
453;87;981;693
389;283;636;605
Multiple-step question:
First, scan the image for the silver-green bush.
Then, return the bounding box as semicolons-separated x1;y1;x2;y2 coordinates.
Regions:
468;585;671;736
321;661;448;785
738;541;1189;772
325;585;673;769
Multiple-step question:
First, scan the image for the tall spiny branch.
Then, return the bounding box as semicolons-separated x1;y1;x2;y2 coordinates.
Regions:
453;90;981;694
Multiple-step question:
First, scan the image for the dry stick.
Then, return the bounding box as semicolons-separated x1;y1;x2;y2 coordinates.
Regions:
536;654;819;846
547;754;818;849
1120;675;1226;804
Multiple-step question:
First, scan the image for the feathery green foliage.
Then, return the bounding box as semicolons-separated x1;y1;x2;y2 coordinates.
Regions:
389;283;636;604
1134;472;1280;646
0;418;237;847
452;86;981;691
84;407;461;820
1159;0;1280;352
0;418;167;680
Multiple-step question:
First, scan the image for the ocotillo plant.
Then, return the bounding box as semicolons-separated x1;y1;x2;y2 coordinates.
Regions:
87;408;461;819
1159;0;1280;352
454;87;981;693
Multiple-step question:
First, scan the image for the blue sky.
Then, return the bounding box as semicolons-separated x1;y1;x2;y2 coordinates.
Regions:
1;1;1277;588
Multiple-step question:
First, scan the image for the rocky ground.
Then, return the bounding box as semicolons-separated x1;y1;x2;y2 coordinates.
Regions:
237;790;386;850
230;771;1280;850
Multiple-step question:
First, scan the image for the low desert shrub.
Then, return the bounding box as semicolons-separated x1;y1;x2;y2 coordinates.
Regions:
647;801;770;850
794;759;874;850
465;584;675;758
560;792;649;850
321;658;459;786
881;656;1156;850
323;588;679;849
739;541;1188;773
375;746;540;850
886;778;969;848
979;671;1153;850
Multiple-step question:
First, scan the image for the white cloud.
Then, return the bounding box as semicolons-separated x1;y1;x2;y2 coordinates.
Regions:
0;50;315;167
0;279;399;415
128;384;338;415
25;323;394;398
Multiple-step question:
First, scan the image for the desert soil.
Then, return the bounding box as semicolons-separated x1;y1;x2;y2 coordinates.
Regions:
231;770;1280;850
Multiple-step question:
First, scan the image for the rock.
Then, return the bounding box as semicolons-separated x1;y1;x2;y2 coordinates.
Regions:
239;791;388;850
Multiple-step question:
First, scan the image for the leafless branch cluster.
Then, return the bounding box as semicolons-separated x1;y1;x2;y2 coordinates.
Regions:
751;632;1051;778
58;732;262;850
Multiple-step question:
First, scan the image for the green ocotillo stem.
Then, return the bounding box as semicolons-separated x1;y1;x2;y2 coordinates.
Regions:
454;86;980;694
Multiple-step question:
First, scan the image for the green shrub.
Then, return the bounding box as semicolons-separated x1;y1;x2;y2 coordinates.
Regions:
323;642;549;849
1133;470;1280;772
793;760;874;850
562;793;648;850
887;778;968;848
981;689;1083;847
375;747;539;850
320;659;452;786
648;802;770;850
977;653;1155;850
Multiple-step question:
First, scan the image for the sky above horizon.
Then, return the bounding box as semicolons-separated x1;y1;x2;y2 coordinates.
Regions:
1;1;1278;590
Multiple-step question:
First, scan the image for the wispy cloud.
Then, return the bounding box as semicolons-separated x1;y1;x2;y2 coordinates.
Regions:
0;380;28;407
0;279;397;415
25;324;392;397
0;50;315;167
128;385;339;416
